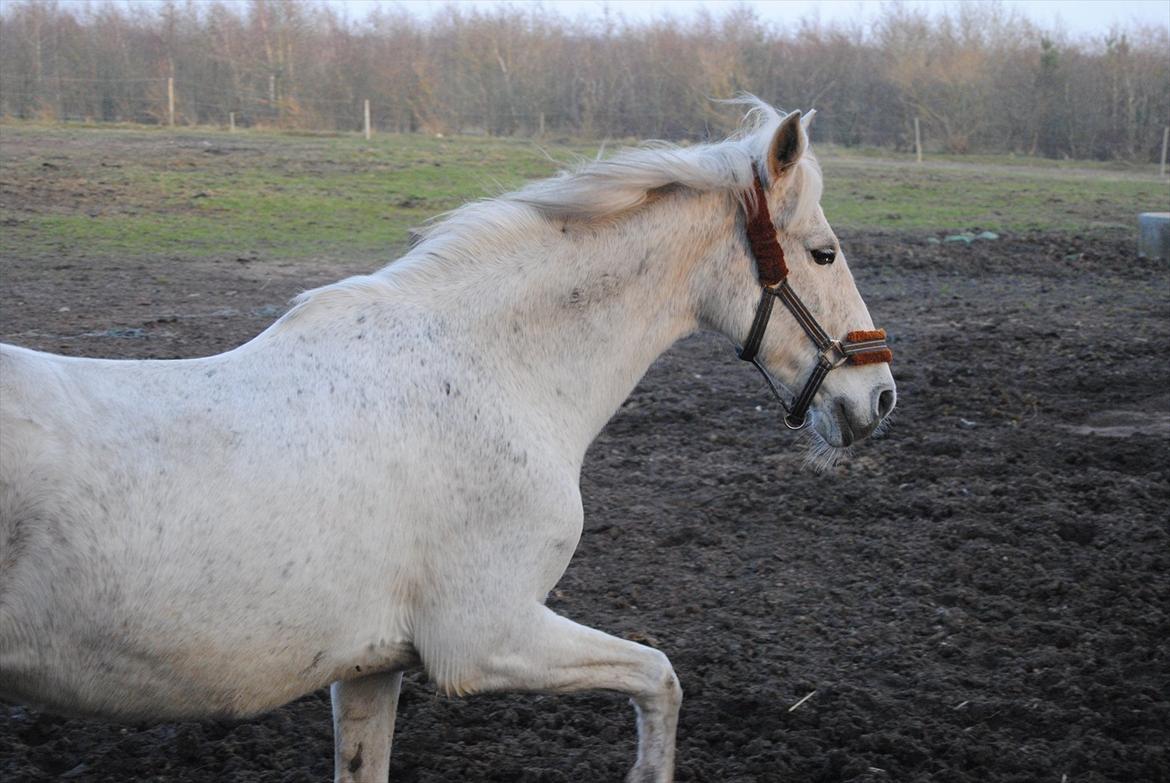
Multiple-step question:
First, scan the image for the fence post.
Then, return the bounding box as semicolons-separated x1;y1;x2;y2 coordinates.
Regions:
1161;126;1168;178
167;76;175;127
914;117;922;164
539;111;545;137
364;99;371;140
229;111;235;132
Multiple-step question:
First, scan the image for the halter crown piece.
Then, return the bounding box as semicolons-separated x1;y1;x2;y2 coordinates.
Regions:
737;166;892;429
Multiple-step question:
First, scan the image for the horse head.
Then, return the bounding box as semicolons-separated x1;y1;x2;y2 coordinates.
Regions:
713;107;897;450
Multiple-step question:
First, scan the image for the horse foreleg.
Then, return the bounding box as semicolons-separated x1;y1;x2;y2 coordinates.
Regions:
437;605;682;783
331;671;404;783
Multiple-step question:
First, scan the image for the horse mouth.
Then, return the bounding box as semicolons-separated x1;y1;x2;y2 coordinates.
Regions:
833;405;856;447
805;404;853;448
801;399;895;471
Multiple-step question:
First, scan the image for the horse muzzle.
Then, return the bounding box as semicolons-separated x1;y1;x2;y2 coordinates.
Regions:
816;380;897;447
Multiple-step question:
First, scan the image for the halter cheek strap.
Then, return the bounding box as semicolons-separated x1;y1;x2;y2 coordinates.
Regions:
744;171;788;285
737;167;892;429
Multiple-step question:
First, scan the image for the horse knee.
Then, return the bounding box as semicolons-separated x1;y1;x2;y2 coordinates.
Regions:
664;666;682;707
638;648;682;714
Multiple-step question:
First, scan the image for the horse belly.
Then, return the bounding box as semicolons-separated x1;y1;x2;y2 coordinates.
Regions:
1;477;416;721
0;541;417;721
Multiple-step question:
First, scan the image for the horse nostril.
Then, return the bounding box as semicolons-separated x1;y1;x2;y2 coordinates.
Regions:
876;388;896;419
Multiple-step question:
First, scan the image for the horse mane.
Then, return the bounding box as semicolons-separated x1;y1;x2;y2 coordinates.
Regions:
286;97;821;319
403;97;823;268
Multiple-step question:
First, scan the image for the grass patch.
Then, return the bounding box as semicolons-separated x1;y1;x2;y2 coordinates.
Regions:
0;125;595;262
819;159;1169;233
1;123;1167;265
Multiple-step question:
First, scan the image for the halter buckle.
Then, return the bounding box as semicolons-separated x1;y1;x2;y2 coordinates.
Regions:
821;340;849;369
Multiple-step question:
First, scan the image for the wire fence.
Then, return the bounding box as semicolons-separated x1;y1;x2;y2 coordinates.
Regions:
0;75;887;147
8;75;1168;171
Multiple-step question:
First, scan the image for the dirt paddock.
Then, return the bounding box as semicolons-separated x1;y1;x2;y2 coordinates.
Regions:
1;230;1168;782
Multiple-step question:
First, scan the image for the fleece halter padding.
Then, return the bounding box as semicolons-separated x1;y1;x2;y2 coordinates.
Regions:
746;171;789;286
737;167;892;429
843;330;893;366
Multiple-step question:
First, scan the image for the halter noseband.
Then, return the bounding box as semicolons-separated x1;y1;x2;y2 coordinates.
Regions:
737;167;892;430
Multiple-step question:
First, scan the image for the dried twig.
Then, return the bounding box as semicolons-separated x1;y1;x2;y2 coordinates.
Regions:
788;690;816;712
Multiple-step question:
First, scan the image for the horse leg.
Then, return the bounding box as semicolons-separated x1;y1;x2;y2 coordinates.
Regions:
436;605;682;783
331;671;404;783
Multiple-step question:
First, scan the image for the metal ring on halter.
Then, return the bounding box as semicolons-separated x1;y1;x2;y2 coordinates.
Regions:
742;354;809;429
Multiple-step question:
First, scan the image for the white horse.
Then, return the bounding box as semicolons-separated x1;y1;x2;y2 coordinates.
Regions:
0;101;894;782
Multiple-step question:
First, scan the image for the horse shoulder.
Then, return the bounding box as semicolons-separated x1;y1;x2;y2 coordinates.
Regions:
0;344;81;546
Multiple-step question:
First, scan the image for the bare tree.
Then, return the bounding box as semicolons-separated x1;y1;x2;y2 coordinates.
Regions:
1;0;1166;160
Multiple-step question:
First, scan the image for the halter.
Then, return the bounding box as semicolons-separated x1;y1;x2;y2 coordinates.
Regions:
737;167;892;430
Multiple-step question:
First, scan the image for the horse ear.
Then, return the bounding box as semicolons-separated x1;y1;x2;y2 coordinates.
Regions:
801;109;817;130
767;110;806;182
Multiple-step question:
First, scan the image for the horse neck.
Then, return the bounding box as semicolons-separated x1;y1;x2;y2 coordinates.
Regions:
452;189;737;458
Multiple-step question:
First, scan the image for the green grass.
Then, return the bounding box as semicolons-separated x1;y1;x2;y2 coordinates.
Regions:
816;141;1167;174
769;139;1164;233
818;153;1169;233
1;122;1167;264
0;125;597;261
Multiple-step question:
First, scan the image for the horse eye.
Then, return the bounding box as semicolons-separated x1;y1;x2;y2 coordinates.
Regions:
810;247;836;265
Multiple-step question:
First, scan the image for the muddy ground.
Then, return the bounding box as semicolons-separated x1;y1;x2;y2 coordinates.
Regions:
2;217;1168;783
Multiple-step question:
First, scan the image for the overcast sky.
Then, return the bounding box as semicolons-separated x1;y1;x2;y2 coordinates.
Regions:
328;0;1169;37
46;0;1170;39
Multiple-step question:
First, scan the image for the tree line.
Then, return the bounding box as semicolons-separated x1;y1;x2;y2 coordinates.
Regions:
1;0;1167;161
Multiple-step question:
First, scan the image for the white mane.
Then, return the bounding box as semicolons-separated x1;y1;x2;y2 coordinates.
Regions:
289;98;822;314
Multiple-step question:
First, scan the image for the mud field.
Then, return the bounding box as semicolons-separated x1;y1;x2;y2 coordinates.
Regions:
2;213;1169;782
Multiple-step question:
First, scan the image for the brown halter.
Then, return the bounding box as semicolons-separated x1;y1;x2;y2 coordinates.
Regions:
737;167;892;430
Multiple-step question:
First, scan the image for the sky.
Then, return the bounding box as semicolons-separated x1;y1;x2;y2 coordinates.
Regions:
44;0;1170;39
326;0;1170;38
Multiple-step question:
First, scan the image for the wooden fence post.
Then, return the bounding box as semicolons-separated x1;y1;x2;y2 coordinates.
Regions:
364;99;371;140
914;117;922;164
1161;126;1168;178
167;77;175;127
229;112;235;132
